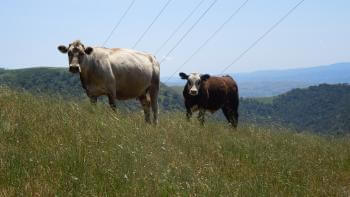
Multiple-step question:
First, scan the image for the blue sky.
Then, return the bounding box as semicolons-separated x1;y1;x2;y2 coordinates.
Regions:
0;0;349;77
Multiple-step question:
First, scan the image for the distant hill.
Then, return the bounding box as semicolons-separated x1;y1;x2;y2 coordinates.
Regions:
241;84;350;135
0;67;183;111
237;81;311;97
1;67;350;134
164;62;350;97
233;62;350;84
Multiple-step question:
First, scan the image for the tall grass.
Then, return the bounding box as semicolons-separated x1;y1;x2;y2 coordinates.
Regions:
0;87;349;196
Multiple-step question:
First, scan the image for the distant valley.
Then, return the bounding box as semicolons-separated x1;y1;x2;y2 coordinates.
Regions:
163;62;350;97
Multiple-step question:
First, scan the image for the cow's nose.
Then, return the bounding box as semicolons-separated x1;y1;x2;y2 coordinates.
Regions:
190;90;198;95
69;65;80;73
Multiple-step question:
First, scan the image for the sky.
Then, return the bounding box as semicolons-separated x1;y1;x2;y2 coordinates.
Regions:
0;0;349;77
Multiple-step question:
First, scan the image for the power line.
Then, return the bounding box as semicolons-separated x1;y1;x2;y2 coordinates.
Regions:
165;0;249;82
159;0;218;64
220;0;306;74
132;0;173;49
102;0;136;46
154;0;206;55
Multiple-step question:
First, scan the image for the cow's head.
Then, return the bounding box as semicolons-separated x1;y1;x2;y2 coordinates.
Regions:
179;72;210;96
57;40;93;73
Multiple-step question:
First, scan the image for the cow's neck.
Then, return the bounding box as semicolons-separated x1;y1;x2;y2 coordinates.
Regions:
79;72;87;90
78;55;91;90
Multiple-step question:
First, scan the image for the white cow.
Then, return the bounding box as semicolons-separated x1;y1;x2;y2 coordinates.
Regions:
58;40;160;124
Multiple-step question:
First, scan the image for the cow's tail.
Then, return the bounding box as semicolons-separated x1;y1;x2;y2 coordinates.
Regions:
152;55;160;69
151;55;160;83
149;54;160;124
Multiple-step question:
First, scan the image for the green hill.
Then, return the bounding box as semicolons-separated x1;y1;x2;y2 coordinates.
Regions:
0;87;349;196
241;84;350;135
1;68;350;135
0;67;183;111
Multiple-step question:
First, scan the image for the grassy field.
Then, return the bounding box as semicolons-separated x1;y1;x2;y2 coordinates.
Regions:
0;87;349;196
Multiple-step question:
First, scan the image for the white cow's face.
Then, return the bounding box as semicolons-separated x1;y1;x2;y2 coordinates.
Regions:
57;40;93;73
179;72;210;96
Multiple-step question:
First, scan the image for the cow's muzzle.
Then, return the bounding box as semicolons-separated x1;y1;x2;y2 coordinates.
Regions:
189;90;198;96
69;65;81;73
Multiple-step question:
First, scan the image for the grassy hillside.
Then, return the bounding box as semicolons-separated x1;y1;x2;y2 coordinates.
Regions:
0;87;350;196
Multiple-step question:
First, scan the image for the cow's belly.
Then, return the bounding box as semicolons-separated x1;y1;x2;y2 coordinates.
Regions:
85;84;108;97
115;80;151;100
198;97;224;113
114;68;154;100
86;83;149;100
202;105;221;113
115;88;148;100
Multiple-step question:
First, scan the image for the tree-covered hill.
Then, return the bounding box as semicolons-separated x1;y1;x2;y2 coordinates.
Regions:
0;67;183;111
1;67;350;134
274;84;350;134
241;84;350;135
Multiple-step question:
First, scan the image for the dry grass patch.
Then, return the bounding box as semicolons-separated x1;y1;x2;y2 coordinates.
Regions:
0;87;349;196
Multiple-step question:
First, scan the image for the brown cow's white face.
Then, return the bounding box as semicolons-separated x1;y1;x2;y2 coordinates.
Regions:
57;40;93;73
179;72;210;96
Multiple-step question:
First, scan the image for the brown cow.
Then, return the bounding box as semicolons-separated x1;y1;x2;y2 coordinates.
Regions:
179;72;239;128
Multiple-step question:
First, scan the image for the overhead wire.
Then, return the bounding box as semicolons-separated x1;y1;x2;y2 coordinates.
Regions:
102;0;136;46
159;0;219;64
165;0;249;82
132;0;173;49
154;0;206;55
220;0;306;74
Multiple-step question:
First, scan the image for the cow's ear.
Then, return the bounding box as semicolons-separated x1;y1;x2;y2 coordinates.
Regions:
85;47;93;55
58;45;68;53
179;72;188;80
200;74;210;81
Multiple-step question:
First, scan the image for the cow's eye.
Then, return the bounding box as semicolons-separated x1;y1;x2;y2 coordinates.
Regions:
196;81;200;85
68;51;73;56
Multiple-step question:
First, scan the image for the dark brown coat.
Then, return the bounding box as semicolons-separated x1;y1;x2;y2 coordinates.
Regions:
180;73;239;127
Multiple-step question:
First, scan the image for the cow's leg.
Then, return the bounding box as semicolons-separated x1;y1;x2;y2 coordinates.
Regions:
222;107;232;124
184;101;192;121
233;110;239;128
90;96;97;105
230;104;239;128
150;80;159;125
197;109;206;125
233;97;239;128
106;85;117;110
139;94;151;123
229;94;239;128
107;94;116;111
222;107;237;128
186;108;192;121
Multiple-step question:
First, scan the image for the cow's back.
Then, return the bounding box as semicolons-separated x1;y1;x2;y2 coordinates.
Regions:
221;75;238;97
91;48;160;100
199;76;238;111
